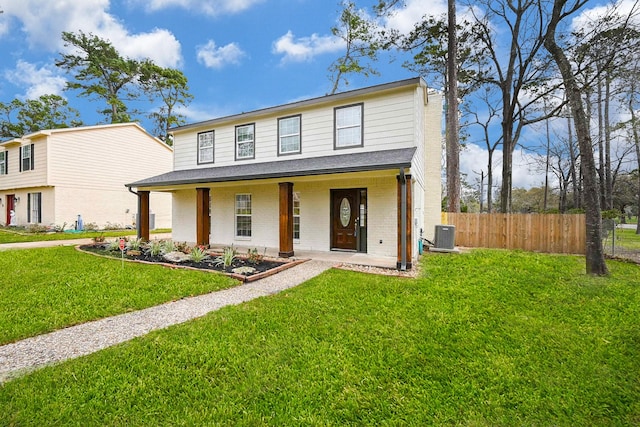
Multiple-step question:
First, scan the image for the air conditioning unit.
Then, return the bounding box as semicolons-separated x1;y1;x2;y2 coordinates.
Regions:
434;225;456;250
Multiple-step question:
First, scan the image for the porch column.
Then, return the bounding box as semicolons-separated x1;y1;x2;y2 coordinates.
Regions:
138;191;150;241
196;187;210;246
397;172;412;270
279;182;294;258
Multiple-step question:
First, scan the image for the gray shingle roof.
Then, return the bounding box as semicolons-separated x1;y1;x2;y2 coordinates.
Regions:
127;147;416;188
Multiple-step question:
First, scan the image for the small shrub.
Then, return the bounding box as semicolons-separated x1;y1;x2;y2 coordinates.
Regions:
92;233;106;244
189;246;209;263
247;247;265;265
174;241;191;254
214;246;237;269
84;222;99;231
162;240;176;254
48;222;67;232
107;240;121;251
127;237;143;251
148;240;163;257
103;222;123;231
25;224;49;233
602;209;622;220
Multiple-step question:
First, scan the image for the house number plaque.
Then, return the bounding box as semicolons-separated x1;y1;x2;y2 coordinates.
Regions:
340;198;351;227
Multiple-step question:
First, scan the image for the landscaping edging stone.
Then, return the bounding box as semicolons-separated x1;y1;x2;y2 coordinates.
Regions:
75;245;310;282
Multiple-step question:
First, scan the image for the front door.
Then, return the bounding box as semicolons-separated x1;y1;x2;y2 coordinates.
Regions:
6;194;15;226
331;189;359;251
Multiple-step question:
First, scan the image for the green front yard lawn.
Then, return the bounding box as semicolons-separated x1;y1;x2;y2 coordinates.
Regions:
1;249;639;425
0;246;237;344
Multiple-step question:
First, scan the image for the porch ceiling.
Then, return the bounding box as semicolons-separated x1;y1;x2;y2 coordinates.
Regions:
126;147;416;189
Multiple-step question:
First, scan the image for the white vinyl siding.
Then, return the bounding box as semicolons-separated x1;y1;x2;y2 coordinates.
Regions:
334;104;363;149
278;115;301;155
171;87;420;170
198;130;214;164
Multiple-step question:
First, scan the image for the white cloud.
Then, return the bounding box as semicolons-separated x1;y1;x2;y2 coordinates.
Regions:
272;31;343;63
111;28;183;68
383;0;447;34
130;0;265;15
0;0;182;68
196;40;246;69
4;60;67;99
571;0;640;32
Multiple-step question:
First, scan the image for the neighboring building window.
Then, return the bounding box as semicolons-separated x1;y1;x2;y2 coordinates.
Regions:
235;124;255;160
293;192;301;241
198;130;214;164
0;151;7;175
278;115;301;155
20;144;35;171
28;192;42;223
235;194;252;238
334;103;363;149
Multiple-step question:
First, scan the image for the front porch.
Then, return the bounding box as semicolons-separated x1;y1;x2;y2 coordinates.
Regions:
207;243;399;269
127;148;420;270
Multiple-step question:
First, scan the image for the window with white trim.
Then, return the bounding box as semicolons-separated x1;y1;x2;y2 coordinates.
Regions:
235;124;255;160
28;192;42;223
334;103;363;149
293;192;301;241
0;151;7;175
198;130;214;164
235;194;252;238
278;115;301;155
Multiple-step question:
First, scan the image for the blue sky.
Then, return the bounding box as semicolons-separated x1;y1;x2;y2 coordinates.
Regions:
0;0;630;192
0;0;419;126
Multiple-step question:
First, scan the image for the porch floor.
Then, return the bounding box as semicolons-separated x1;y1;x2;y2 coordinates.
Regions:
210;244;398;269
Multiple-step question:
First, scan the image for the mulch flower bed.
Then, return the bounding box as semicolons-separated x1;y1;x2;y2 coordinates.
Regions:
78;244;307;282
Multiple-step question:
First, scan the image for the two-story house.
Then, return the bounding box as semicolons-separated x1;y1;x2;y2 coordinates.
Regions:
0;123;172;230
127;77;442;269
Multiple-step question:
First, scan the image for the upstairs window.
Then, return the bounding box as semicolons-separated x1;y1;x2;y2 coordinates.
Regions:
278;115;301;155
198;130;214;164
0;151;7;175
20;144;35;171
334;103;363;149
235;124;255;160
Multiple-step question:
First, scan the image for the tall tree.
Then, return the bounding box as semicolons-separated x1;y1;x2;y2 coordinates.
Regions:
139;62;193;143
445;0;461;212
56;31;141;123
543;0;610;275
0;95;82;139
329;1;381;94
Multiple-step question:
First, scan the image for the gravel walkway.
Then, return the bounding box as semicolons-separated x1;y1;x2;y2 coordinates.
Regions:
0;260;333;383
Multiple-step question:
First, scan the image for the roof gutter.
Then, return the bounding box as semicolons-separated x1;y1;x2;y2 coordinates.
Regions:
128;186;142;240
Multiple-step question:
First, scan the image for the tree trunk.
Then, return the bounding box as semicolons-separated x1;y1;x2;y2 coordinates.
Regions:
446;0;460;213
544;1;608;275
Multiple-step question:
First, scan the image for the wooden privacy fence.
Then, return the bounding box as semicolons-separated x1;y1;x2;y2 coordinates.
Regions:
442;213;586;255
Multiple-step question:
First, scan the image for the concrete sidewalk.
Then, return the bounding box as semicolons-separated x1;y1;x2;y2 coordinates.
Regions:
0;233;172;251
